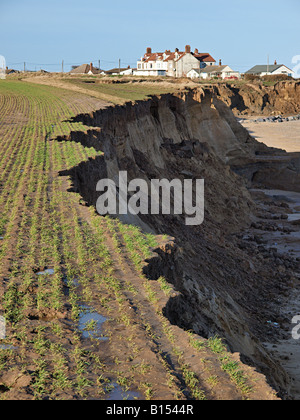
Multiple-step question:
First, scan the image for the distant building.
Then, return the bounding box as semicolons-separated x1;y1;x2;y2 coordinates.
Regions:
70;63;101;75
120;67;135;76
5;68;19;75
136;45;216;77
187;63;240;80
245;63;294;77
105;66;134;76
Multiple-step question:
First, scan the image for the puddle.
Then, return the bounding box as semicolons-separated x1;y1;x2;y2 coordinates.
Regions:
78;304;108;341
63;277;80;296
63;277;79;287
37;268;55;276
0;316;5;340
106;383;141;400
0;345;18;351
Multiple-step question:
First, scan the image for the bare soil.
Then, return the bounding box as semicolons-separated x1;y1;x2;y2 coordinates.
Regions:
0;80;279;401
58;87;300;398
1;78;300;400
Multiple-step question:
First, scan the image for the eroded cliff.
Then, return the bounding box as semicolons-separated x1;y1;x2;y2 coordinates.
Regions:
211;80;300;116
57;87;300;397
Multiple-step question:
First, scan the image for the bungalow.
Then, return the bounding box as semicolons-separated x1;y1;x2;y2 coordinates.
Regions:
245;63;294;77
187;64;240;80
105;66;134;76
70;63;101;75
120;67;136;76
136;45;216;77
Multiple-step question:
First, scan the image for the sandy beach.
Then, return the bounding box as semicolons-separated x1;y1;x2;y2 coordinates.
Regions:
241;119;300;153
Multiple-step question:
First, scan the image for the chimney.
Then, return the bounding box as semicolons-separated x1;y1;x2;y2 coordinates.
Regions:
185;45;191;54
175;48;179;53
90;62;93;72
274;60;277;65
219;59;222;66
194;48;199;55
146;47;152;54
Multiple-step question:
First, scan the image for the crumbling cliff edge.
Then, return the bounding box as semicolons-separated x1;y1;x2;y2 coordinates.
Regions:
57;86;300;398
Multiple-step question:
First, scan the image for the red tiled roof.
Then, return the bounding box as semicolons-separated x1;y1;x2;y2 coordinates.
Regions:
194;53;216;62
164;53;176;62
141;50;215;64
143;53;164;62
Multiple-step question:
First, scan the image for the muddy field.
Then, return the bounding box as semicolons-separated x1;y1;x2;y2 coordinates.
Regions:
0;80;279;401
0;78;300;400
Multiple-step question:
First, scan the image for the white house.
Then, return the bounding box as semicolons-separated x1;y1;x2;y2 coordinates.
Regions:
187;64;240;80
105;66;134;76
136;46;216;77
120;67;136;76
245;63;294;77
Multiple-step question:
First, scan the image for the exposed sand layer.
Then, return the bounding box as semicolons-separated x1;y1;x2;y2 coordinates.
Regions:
240;119;300;153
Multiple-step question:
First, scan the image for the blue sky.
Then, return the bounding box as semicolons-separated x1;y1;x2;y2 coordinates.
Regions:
0;0;299;74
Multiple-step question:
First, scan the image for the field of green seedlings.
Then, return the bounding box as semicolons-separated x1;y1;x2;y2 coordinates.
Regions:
0;79;274;400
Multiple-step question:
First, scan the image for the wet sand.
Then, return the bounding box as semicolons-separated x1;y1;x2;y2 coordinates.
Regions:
240;119;300;153
251;189;300;399
241;111;300;397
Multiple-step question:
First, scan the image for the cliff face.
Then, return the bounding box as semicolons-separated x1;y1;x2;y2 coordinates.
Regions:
58;87;300;396
212;81;300;116
67;87;300;193
63;88;261;232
